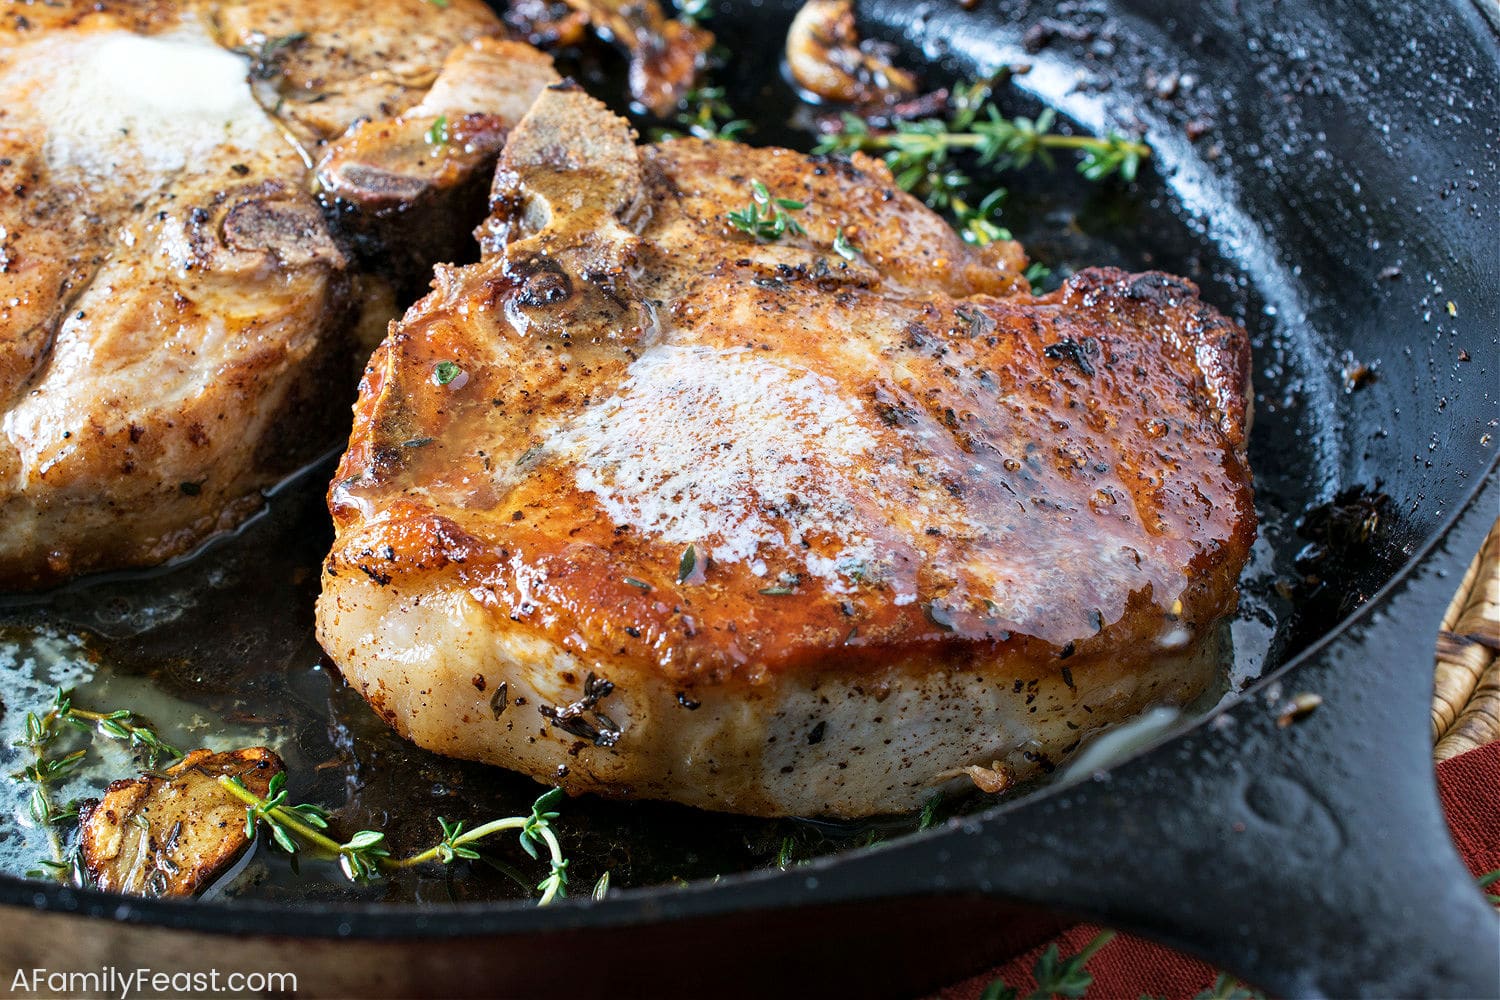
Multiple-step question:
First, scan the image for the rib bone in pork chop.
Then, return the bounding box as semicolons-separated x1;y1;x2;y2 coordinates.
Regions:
317;84;1256;818
0;0;558;587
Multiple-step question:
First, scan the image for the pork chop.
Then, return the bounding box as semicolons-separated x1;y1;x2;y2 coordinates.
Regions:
316;84;1256;818
0;0;558;588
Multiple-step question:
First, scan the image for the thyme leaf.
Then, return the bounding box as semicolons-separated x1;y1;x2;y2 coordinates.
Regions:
233;32;308;81
833;227;860;260
653;85;750;141
726;180;807;242
918;793;942;831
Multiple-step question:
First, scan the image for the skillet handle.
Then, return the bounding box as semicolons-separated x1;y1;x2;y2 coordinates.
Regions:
921;472;1500;998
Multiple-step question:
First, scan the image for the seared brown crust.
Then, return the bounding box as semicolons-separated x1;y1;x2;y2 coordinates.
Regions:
79;748;283;897
327;105;1251;685
0;0;553;588
329;264;1252;676
319;88;1254;815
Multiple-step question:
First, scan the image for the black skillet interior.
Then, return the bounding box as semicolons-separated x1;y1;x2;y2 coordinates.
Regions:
0;0;1497;995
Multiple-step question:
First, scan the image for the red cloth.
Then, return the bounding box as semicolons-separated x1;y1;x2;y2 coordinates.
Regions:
938;741;1500;999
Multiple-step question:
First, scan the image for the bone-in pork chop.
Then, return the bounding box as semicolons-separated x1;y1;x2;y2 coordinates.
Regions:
0;0;557;587
316;84;1255;818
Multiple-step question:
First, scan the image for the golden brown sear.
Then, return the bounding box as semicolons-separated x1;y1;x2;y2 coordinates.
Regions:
316;85;1255;818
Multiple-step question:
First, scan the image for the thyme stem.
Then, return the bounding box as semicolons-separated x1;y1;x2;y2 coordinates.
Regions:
216;776;569;904
833;128;1147;159
1068;929;1117;969
21;732;67;868
215;775;346;855
384;815;529;868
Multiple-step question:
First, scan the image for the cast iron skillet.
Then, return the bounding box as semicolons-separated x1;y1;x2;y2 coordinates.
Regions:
1;1;1497;996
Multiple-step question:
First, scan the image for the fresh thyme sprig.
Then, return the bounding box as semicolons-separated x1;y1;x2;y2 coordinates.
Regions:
981;929;1117;1000
727;180;806;241
813;81;1148;250
817;104;1147;187
217;777;570;903
11;688;182;876
655;85;751;141
78;712;183;766
980;929;1269;1000
13;702;78;866
16;688;182;769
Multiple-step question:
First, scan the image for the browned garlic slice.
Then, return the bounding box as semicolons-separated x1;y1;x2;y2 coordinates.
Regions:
79;747;283;897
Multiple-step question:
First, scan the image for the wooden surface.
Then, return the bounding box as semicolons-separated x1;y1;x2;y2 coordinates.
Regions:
1433;516;1500;759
